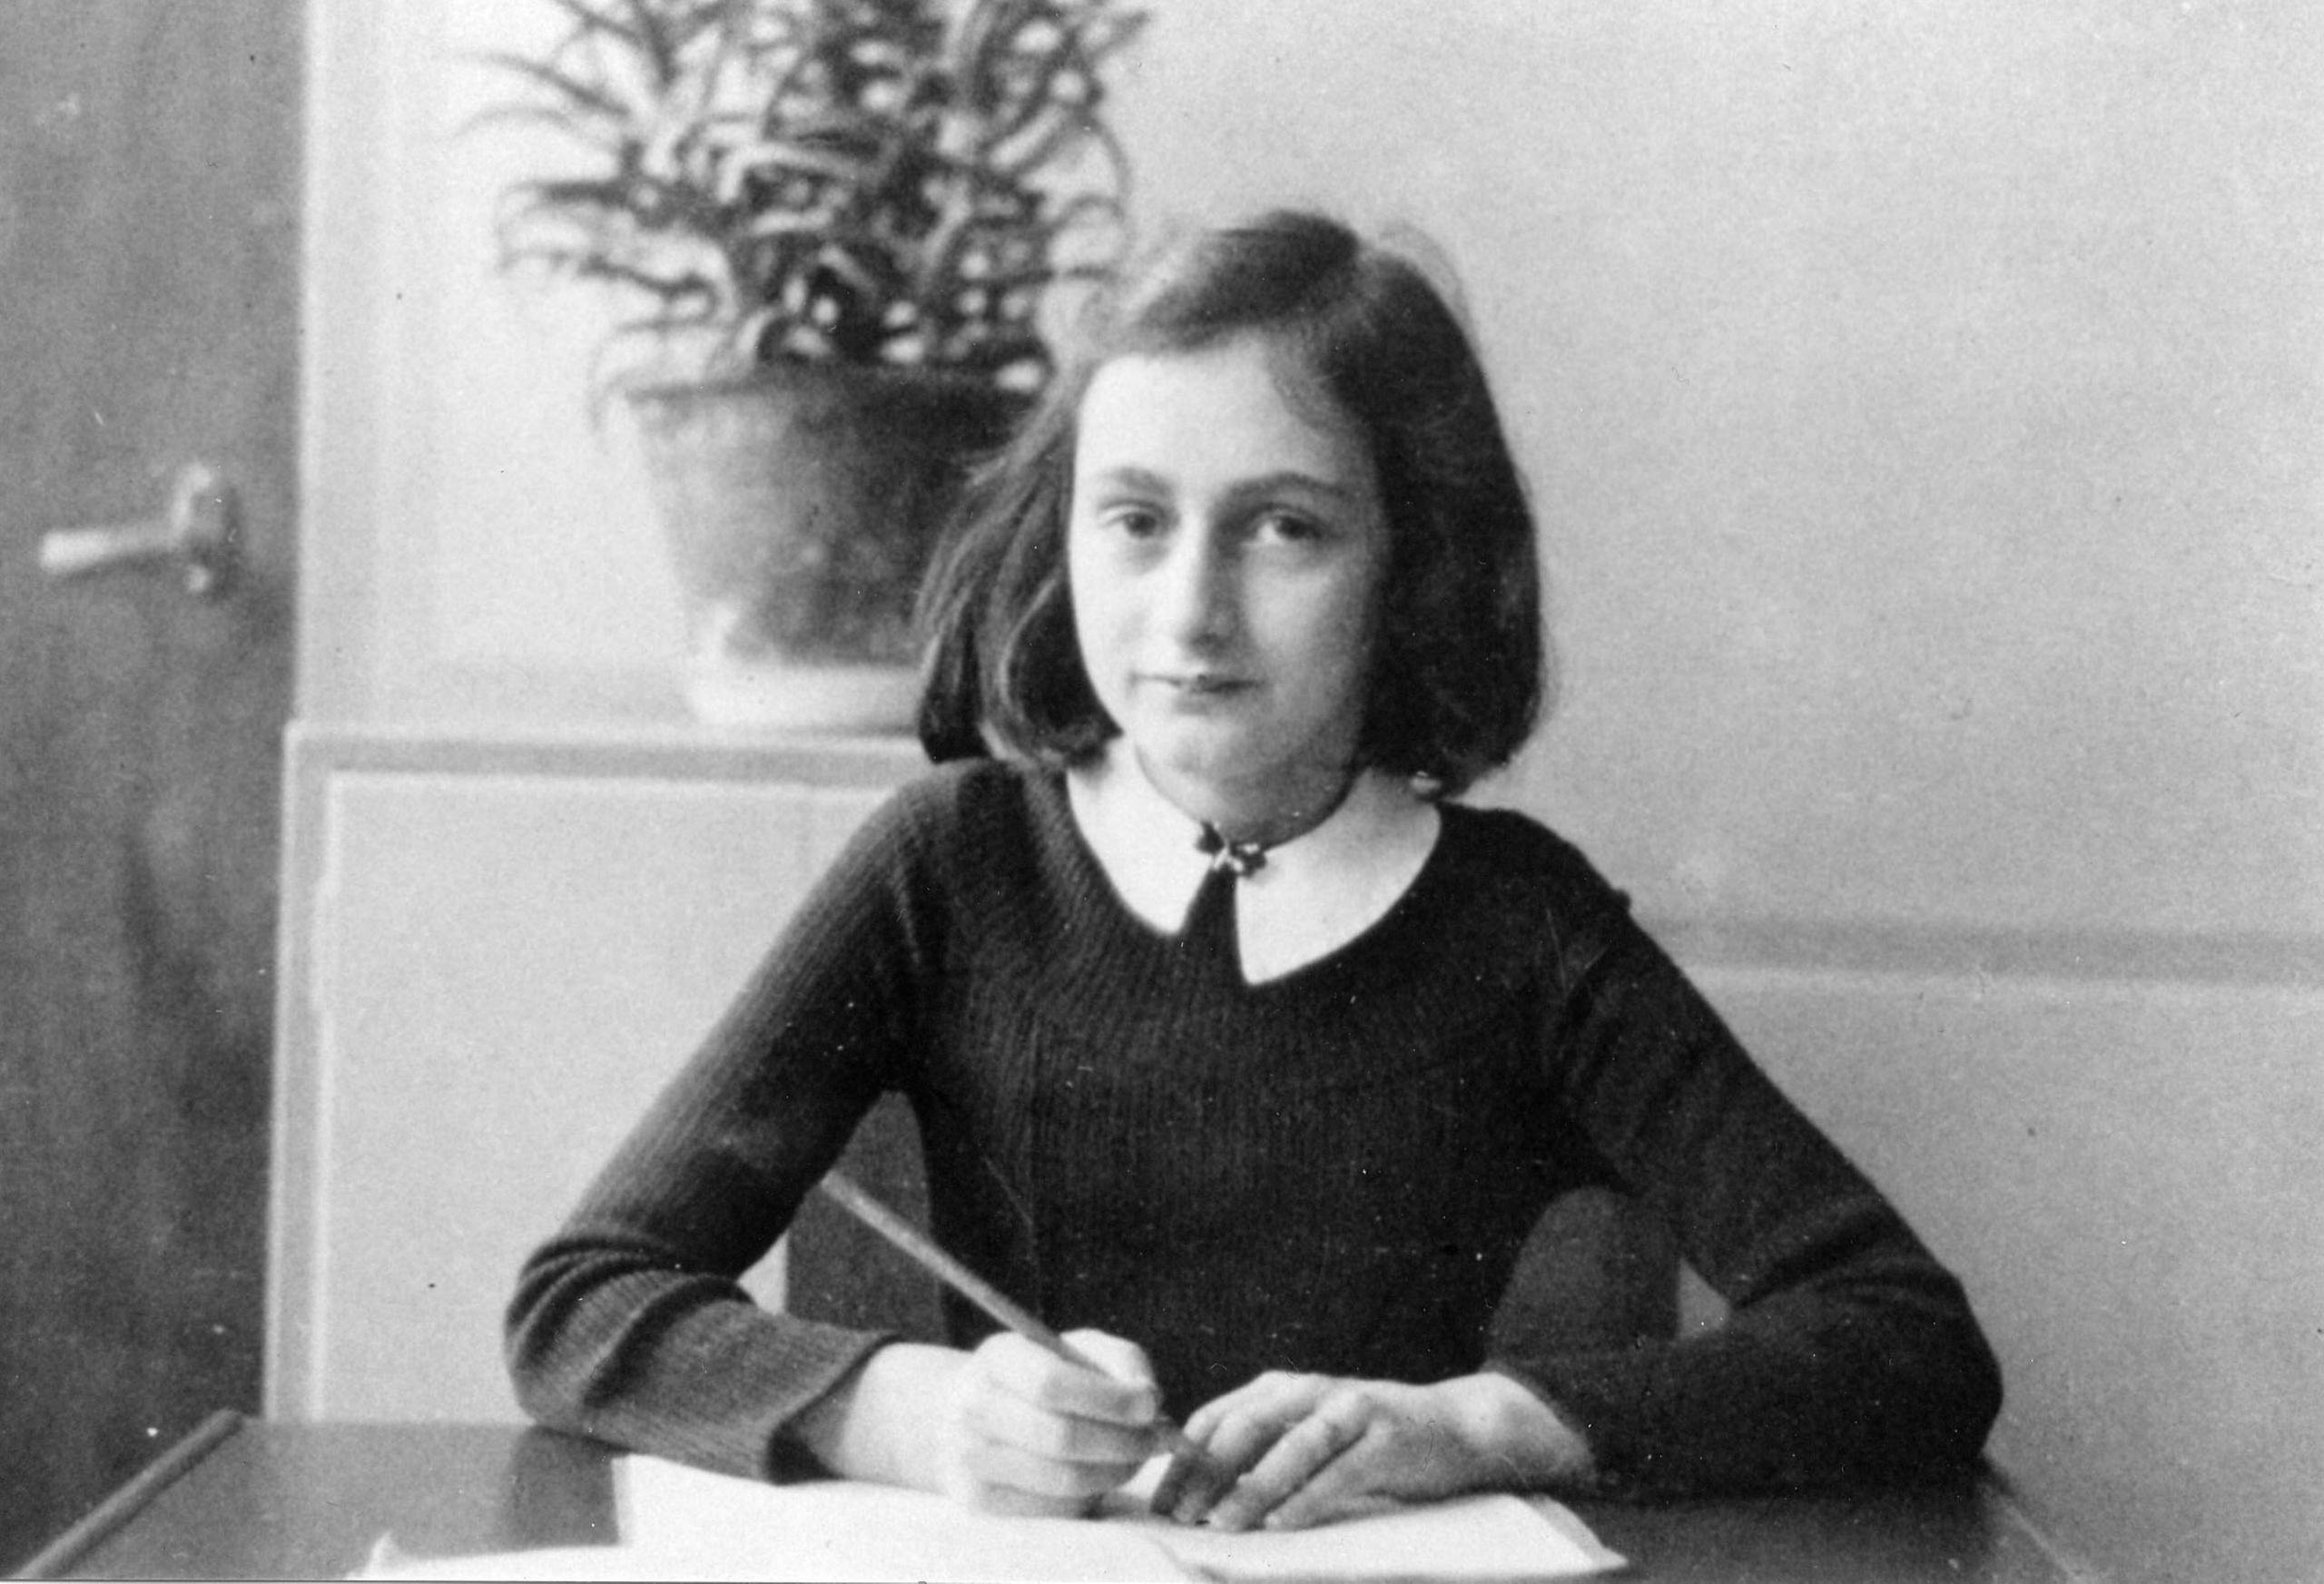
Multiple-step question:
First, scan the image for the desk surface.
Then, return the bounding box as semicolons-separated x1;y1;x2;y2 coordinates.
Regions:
26;1415;2096;1583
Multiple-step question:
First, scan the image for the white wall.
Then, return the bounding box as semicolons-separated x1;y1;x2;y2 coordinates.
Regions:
1110;1;2322;946
1098;15;2320;1580
301;4;2324;1579
301;3;685;723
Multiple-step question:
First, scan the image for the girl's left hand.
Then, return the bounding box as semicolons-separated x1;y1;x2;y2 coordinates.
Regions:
1150;1371;1591;1532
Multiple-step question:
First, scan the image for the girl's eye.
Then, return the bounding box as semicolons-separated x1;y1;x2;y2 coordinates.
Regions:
1250;509;1325;546
1098;504;1166;540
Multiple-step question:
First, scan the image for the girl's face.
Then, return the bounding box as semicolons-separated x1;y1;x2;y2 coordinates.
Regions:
1068;333;1390;831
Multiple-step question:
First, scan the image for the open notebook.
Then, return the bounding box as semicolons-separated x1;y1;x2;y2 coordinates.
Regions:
359;1452;1625;1582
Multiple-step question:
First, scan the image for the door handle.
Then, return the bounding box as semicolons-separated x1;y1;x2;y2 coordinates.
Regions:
39;461;240;597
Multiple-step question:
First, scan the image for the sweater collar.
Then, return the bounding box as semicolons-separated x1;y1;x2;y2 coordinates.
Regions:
1066;740;1441;985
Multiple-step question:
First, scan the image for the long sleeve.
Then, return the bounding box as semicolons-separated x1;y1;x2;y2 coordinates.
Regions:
504;781;949;1480
507;767;2002;1498
1493;892;2004;1497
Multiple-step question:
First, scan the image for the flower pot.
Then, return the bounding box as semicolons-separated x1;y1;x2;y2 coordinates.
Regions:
626;364;1022;731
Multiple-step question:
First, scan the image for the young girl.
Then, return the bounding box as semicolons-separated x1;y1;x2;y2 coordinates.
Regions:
507;211;2002;1531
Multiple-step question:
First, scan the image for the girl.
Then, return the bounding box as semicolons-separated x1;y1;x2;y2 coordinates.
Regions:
507;211;2002;1531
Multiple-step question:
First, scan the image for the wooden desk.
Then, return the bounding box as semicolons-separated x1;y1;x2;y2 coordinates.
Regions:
24;1414;2097;1583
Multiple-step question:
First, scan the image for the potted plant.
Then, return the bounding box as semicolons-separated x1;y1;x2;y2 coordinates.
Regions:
481;0;1146;726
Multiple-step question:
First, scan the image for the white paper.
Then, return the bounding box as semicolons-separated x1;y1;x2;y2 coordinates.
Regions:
616;1460;1185;1581
624;1455;1622;1582
357;1454;1624;1582
1137;1490;1620;1581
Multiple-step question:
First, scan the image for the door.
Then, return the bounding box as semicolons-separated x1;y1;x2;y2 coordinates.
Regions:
0;2;300;1567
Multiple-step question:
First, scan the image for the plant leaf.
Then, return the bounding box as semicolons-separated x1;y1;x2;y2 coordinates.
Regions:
535;0;648;51
473;48;637;125
478;0;1147;380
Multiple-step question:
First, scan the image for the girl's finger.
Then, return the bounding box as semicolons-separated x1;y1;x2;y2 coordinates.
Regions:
1163;1412;1281;1523
1205;1405;1371;1532
1257;1440;1406;1532
965;1484;1102;1520
967;1382;1160;1467
1060;1329;1160;1403
1151;1439;1239;1521
1166;1372;1336;1523
962;1432;1147;1501
1166;1383;1324;1524
1183;1371;1326;1442
978;1331;1160;1426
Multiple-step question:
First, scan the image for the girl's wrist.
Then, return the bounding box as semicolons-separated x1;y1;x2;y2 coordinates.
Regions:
1438;1372;1597;1491
794;1342;967;1491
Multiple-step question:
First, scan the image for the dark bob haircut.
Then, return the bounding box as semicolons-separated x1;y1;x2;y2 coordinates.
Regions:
915;209;1548;799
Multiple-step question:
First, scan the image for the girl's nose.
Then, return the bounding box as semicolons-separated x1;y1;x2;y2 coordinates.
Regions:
1155;526;1237;648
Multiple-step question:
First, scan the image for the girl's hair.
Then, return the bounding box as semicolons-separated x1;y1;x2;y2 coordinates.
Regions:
914;209;1547;798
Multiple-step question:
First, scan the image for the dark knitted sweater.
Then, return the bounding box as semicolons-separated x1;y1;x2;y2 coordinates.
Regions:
507;759;2000;1497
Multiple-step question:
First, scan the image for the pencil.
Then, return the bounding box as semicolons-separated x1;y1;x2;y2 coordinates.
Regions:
815;1167;1227;1481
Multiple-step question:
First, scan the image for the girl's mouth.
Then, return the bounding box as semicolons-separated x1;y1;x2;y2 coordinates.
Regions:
1150;673;1253;697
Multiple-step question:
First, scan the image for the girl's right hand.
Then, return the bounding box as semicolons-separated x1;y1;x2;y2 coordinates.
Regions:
802;1332;1163;1517
932;1329;1165;1516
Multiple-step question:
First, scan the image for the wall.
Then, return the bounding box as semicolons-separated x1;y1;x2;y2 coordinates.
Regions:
266;733;923;1422
300;4;2323;1579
